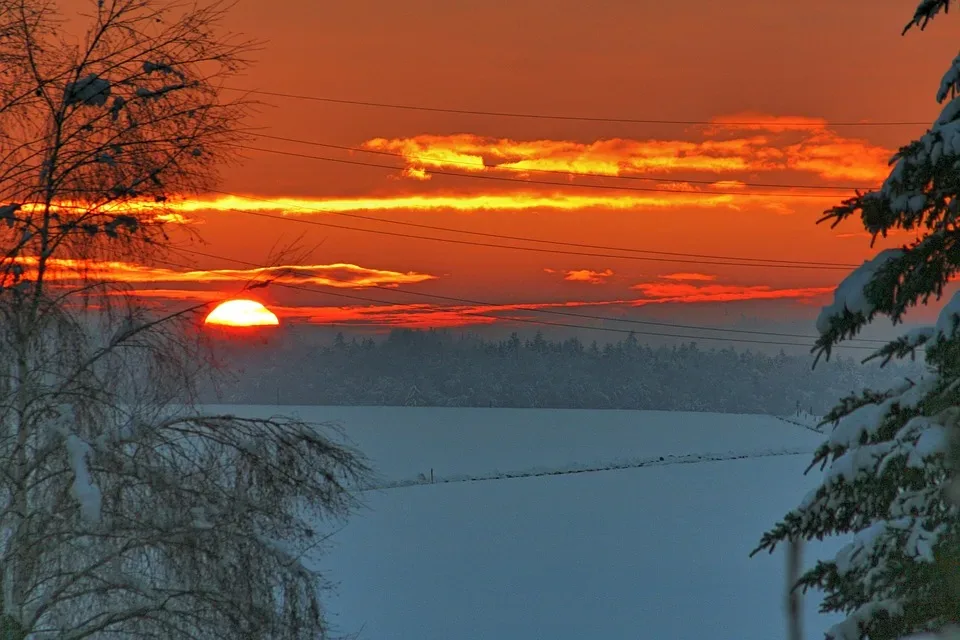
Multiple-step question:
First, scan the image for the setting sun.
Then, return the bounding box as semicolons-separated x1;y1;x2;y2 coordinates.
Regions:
204;299;280;327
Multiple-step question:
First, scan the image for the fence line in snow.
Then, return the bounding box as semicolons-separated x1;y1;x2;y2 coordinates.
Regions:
361;447;815;492
774;415;826;435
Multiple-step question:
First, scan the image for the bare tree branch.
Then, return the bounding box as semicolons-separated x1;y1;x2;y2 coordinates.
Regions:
0;2;369;638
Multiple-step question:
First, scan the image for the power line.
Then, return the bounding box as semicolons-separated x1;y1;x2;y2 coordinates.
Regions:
169;246;888;351
241;144;856;200
177;246;885;344
206;189;860;271
225;87;930;128
252;133;879;193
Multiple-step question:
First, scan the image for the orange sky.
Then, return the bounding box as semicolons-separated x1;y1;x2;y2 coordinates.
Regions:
54;0;960;342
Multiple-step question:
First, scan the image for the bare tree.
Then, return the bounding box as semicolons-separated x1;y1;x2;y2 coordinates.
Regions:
0;1;369;638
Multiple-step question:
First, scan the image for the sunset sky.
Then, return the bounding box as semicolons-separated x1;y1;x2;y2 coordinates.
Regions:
66;0;960;347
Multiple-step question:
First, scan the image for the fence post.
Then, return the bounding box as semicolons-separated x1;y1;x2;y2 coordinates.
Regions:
786;537;804;640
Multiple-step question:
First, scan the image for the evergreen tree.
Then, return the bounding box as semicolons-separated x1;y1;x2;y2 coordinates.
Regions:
753;2;960;638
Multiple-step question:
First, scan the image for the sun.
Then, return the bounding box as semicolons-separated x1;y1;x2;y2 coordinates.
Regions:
204;299;279;327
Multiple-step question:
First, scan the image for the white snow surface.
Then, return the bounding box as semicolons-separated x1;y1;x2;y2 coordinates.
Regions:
65;434;101;524
209;405;840;640
816;249;903;335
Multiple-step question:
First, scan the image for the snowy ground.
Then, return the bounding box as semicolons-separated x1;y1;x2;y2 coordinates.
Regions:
209;405;842;639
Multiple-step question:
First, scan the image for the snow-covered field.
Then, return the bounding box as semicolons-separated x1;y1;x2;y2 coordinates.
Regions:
209;405;842;639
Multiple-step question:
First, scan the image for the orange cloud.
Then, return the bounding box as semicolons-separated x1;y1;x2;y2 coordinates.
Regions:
365;134;760;177
660;273;718;281
121;288;226;301
98;190;842;219
704;113;829;133
361;124;890;184
153;212;196;224
272;302;501;329
835;231;873;239
709;180;747;190
782;131;893;182
11;258;435;289
123;279;834;329
20;202;193;224
402;167;431;181
631;282;833;304
561;269;614;284
270;283;832;328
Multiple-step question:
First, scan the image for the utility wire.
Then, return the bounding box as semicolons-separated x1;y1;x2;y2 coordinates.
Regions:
167;246;889;351
176;246;887;344
58;195;857;269
206;189;860;271
252;133;879;193
225;87;930;128
241;145;856;200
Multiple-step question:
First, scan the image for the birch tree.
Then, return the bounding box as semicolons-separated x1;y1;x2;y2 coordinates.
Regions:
0;1;369;638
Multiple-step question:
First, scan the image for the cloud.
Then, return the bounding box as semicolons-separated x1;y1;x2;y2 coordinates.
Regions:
120;288;226;301
782;131;893;182
16;258;436;289
361;125;891;184
104;190;842;220
364;134;768;176
704;113;830;134
40;113;887;222
402;167;431;181
561;269;614;284
709;180;747;190
22;202;195;224
106;280;837;331
271;302;502;329
263;280;833;328
660;272;718;281
152;212;197;224
631;281;833;304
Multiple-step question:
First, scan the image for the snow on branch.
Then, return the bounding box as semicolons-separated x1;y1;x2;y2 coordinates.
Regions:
64;75;111;107
813;250;910;362
64;434;101;524
828;599;905;640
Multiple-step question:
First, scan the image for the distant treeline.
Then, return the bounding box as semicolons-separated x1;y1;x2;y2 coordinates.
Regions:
205;328;924;415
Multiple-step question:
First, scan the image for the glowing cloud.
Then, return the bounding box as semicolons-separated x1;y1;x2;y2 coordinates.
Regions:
704;113;829;133
259;283;834;328
362;125;891;184
562;269;615;284
14;258;435;288
631;282;834;304
205;299;279;327
118;279;838;329
104;190;845;219
660;273;719;282
782;131;894;182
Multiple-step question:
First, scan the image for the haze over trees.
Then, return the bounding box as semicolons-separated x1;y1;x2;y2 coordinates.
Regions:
0;1;367;638
209;328;922;415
